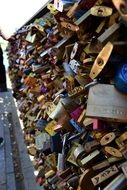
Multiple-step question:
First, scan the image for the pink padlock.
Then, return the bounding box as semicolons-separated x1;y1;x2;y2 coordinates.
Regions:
93;119;104;131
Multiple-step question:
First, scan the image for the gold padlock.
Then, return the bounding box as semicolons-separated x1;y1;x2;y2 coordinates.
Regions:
90;6;113;17
89;41;113;79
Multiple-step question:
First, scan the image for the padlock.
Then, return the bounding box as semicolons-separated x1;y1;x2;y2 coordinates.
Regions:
70;118;85;133
45;120;56;136
68;86;86;98
112;0;127;24
61;21;79;32
89;41;113;79
78;169;96;190
91;165;119;186
115;61;127;94
104;146;123;158
100;132;116;146
64;74;75;91
67;143;81;166
84;140;100;153
70;106;83;121
90;6;113;17
86;84;127;122
69;59;80;74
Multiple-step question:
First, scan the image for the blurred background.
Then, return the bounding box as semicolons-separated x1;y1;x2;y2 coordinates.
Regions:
0;0;49;68
0;0;49;37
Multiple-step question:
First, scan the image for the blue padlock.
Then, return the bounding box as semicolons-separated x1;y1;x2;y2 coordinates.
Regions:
36;119;48;130
115;61;127;94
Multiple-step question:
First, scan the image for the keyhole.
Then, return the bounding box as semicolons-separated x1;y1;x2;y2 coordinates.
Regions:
120;3;127;15
98;8;104;16
72;49;76;54
105;137;109;141
112;150;116;154
66;23;71;30
97;58;104;66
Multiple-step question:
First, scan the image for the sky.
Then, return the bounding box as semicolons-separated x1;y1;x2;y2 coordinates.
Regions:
0;0;49;38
